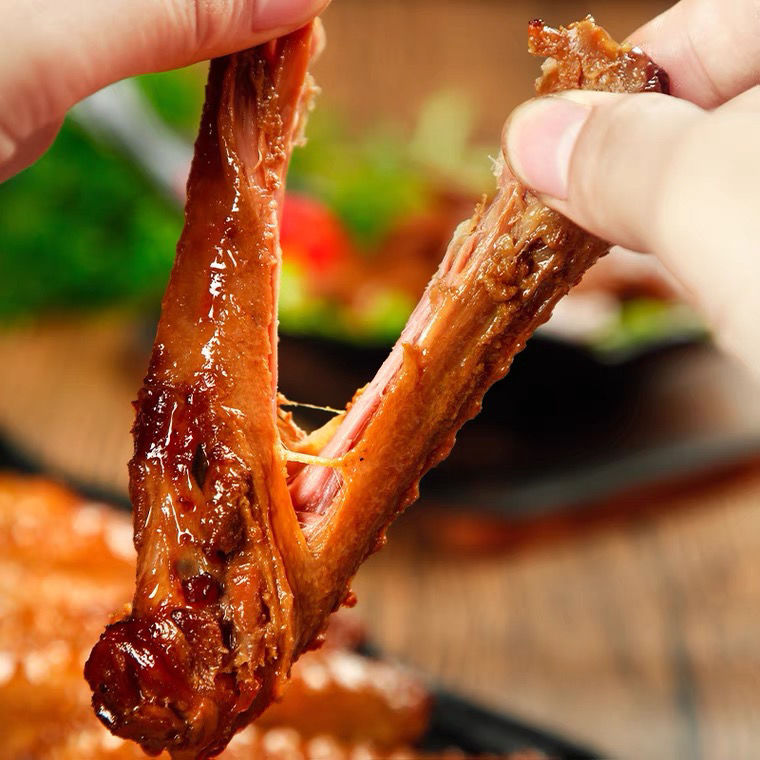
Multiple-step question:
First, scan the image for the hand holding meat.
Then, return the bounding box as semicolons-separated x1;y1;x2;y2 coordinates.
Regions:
503;0;760;377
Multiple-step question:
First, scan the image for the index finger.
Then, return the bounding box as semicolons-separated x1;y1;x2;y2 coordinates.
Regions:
629;0;760;108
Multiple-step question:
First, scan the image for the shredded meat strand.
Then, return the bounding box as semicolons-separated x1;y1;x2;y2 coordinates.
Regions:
86;17;669;759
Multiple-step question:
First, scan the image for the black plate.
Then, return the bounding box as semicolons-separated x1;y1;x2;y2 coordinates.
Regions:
421;688;597;758
279;331;760;519
6;327;759;522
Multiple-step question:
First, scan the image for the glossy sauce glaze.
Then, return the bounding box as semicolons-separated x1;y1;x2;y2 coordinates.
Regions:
0;475;432;759
86;17;669;759
86;25;322;759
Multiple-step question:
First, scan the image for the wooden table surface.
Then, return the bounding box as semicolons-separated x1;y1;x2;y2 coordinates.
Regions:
358;472;760;760
1;318;760;760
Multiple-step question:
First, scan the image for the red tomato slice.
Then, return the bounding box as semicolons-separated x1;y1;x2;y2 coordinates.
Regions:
280;193;354;275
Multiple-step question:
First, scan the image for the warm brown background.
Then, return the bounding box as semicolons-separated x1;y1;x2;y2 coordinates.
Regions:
315;0;672;137
5;2;760;760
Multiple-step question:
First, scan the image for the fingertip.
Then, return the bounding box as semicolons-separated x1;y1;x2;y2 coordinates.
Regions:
505;90;705;256
502;95;592;200
180;0;330;65
0;119;62;183
253;0;330;34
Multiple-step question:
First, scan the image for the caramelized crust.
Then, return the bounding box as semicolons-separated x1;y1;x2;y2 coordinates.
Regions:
86;25;323;758
530;16;669;95
86;17;669;759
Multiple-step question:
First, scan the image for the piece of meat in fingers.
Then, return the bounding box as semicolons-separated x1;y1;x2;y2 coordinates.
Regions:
86;23;323;759
86;16;668;759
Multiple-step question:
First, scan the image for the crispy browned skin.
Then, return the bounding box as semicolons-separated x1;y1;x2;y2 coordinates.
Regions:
86;24;324;759
86;17;668;759
258;648;430;748
0;477;135;759
529;16;669;95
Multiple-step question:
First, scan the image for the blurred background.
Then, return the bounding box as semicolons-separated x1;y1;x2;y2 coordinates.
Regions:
3;1;760;758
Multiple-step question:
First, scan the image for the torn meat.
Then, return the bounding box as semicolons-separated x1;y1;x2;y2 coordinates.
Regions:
86;17;669;759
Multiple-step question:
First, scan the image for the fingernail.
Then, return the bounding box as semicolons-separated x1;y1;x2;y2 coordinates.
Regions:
255;0;327;29
504;96;591;200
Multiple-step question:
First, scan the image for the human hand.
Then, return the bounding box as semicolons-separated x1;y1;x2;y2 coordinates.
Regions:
0;0;327;182
502;0;760;375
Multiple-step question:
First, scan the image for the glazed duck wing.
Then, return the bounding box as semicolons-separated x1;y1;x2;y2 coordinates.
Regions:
86;17;668;759
86;24;323;759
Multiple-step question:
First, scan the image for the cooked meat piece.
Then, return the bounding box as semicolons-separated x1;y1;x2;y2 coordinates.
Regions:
85;24;324;759
0;475;431;759
86;17;669;759
529;16;669;95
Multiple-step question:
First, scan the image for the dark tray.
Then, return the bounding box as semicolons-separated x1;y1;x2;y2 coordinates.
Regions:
420;687;597;758
5;328;760;521
279;331;760;519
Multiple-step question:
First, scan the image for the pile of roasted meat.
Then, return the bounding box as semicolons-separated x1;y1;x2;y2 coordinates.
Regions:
78;15;669;760
0;474;433;759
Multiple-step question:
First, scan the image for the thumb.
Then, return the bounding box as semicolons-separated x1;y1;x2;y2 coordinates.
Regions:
0;0;327;180
503;87;760;376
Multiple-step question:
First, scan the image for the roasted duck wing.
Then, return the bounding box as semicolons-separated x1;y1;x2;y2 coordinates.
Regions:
86;17;668;759
86;24;324;758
